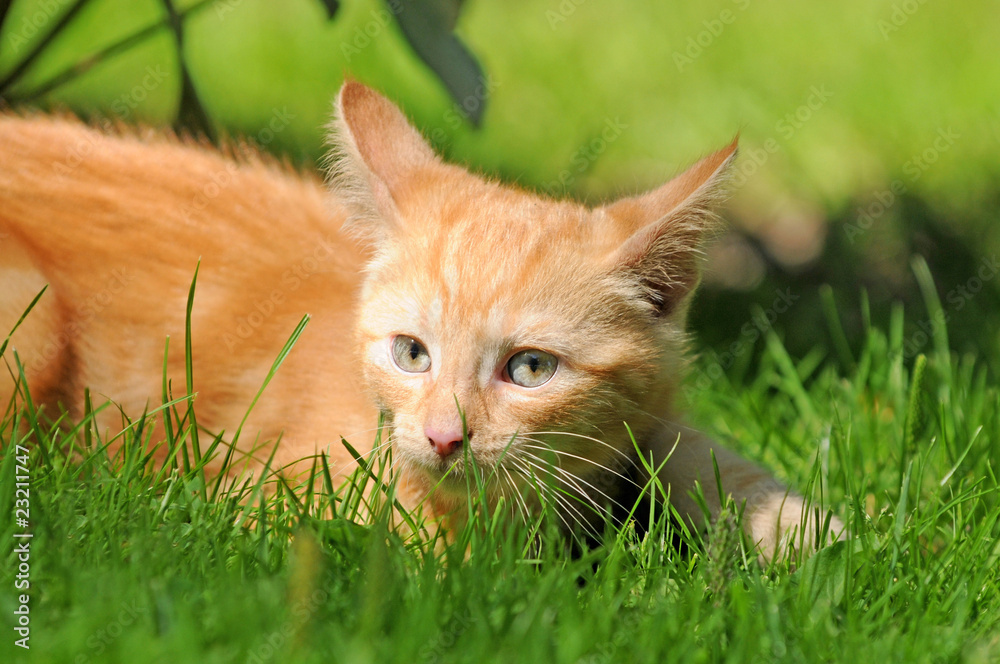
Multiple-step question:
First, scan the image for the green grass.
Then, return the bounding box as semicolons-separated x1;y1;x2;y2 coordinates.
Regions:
3;277;1000;664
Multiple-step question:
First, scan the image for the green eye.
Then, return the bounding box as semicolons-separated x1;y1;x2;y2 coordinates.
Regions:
506;349;558;388
391;335;431;373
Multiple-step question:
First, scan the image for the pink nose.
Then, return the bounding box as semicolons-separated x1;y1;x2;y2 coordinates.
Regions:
426;426;468;458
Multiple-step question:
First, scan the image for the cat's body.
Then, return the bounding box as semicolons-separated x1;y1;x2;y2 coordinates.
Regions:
0;113;374;480
0;83;840;557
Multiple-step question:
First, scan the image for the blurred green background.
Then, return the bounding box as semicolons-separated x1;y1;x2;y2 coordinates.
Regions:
2;0;999;372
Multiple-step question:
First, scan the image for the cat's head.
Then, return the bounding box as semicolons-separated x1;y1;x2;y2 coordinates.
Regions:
328;81;735;523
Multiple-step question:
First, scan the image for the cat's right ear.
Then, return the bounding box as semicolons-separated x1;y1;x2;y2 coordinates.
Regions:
328;81;439;242
600;139;738;318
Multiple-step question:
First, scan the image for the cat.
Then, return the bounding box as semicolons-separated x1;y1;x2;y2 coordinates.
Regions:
0;81;842;558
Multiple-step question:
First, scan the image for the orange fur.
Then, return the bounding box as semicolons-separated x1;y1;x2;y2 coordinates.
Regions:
0;83;841;557
0;113;372;478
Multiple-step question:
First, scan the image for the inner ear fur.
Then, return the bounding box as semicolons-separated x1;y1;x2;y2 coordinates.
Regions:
602;139;738;317
326;80;440;242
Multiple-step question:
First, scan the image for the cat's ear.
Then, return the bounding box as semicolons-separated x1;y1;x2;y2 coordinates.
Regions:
601;139;738;317
328;81;439;241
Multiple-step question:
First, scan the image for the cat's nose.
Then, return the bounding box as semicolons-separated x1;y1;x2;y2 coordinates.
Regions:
426;426;468;458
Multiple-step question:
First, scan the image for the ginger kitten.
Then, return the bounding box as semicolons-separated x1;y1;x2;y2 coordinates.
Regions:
0;82;841;558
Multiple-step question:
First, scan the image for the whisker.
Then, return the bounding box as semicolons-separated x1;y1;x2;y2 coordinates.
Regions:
520;453;620;522
517;440;641;490
522;430;633;461
518;452;600;507
338;424;395;441
506;458;580;533
521;450;627;515
512;455;604;536
500;466;530;521
629;409;706;437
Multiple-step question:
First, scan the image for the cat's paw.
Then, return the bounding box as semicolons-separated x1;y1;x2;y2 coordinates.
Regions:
744;486;845;562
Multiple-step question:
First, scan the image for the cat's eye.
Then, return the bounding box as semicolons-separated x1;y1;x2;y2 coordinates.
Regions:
505;349;558;388
391;335;431;373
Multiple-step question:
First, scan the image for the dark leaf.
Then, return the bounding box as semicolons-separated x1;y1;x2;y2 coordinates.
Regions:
317;0;340;20
0;0;14;37
424;0;463;30
389;0;488;126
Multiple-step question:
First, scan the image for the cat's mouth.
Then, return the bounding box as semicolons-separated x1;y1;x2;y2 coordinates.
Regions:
404;451;490;495
421;456;473;484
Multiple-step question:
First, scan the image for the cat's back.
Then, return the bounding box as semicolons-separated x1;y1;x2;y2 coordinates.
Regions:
0;114;375;476
0;113;357;272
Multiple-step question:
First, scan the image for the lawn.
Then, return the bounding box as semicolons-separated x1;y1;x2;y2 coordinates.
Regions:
3;0;1000;662
3;280;1000;663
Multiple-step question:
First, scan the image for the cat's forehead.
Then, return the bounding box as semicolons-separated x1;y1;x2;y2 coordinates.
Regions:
373;180;619;323
399;177;612;257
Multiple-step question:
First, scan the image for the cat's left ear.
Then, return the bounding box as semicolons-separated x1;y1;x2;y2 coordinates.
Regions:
601;138;738;317
328;81;440;242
